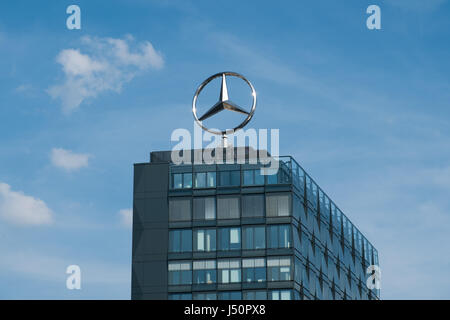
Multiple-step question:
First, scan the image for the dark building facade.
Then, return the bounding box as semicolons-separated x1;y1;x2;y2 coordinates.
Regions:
131;149;380;300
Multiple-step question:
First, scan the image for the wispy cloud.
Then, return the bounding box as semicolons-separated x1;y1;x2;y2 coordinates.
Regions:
51;148;90;171
48;35;164;113
0;182;53;226
118;208;132;228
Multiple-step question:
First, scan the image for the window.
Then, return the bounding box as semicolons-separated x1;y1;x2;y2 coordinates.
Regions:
193;229;216;252
173;173;182;189
218;227;241;251
267;225;291;249
194;172;216;188
267;257;292;281
217;196;240;219
184;173;193;188
343;217;353;244
219;170;240;186
168;261;192;285
169;229;192;253
243;169;265;186
243;291;267;300
243;258;266;283
172;173;192;189
266;194;291;217
319;191;330;220
267;162;290;185
169;293;192;300
218;259;241;283
195;172;206;188
218;291;242;300
241;194;264;218
331;205;342;235
169;198;191;221
270;290;292;300
242;226;265;250
193;292;217;300
193;197;216;220
193;260;216;284
266;169;279;185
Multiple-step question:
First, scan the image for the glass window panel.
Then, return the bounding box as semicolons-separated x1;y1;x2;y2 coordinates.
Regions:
244;291;267;300
230;228;239;243
169;230;180;253
181;230;192;252
219;171;230;186
207;172;216;187
169;199;191;221
195;172;206;188
267;225;290;248
280;291;291;300
218;260;241;283
278;195;290;216
168;262;192;285
242;194;264;218
266;194;291;217
280;225;291;248
193;198;216;220
268;226;278;248
254;169;265;185
230;269;240;282
243;226;265;250
267;170;279;184
267;257;291;281
193;292;217;300
218;228;240;251
205;198;215;219
243;227;253;249
221;270;229;283
169;230;192;253
169;293;192;300
197;231;204;251
230;171;240;186
243;170;254;185
219;291;242;300
173;174;182;189
194;229;216;252
206;229;216;251
217;197;240;219
183;173;192;188
254;226;265;249
193;260;217;284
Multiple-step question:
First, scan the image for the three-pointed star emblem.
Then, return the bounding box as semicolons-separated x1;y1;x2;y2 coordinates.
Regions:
198;74;250;121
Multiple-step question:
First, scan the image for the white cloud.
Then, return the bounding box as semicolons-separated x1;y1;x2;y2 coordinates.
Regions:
51;148;90;171
118;208;132;228
48;35;164;113
57;49;106;76
0;182;53;226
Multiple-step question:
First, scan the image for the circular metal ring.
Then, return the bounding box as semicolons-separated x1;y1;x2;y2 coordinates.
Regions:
192;71;257;135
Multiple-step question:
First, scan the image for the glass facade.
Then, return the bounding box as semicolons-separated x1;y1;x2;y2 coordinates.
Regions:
164;156;380;300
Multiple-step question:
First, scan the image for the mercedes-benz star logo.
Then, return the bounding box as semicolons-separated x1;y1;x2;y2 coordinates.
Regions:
192;71;256;136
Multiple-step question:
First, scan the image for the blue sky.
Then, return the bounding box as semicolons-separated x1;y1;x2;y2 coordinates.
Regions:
0;0;449;299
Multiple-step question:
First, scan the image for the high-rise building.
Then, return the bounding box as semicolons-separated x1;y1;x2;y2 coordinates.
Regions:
131;147;380;300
